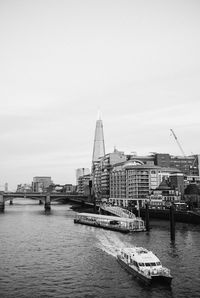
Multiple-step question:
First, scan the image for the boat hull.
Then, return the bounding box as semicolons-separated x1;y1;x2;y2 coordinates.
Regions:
117;256;172;286
74;218;146;233
74;219;130;233
151;275;173;285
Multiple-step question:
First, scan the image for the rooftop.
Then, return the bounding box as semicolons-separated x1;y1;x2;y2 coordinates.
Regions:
122;247;160;263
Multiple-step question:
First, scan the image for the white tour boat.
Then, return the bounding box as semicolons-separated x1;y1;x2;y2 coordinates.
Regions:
117;247;173;285
74;213;146;233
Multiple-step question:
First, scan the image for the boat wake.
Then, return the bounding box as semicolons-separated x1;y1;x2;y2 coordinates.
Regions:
96;231;134;258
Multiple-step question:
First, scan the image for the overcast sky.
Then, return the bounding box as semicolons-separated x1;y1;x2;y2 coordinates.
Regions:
1;0;200;190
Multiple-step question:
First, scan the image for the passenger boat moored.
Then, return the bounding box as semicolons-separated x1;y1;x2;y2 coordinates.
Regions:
117;247;173;285
74;213;146;233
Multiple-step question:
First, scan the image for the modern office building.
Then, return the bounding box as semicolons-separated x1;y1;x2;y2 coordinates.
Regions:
93;148;127;199
110;160;160;200
91;114;106;197
32;176;52;192
92;115;105;171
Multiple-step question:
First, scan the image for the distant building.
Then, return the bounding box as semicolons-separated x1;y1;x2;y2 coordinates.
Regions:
169;173;185;195
76;168;90;185
148;179;181;209
92;115;105;164
64;184;74;193
126;154;155;166
153;153;199;176
5;183;8;192
126;153;199;176
77;174;91;195
52;184;74;193
16;183;32;192
154;153;171;168
32;176;52;192
184;182;200;209
185;175;200;185
156;167;181;183
91;114;106;183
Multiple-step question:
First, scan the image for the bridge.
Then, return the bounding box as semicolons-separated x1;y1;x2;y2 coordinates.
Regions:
0;191;91;211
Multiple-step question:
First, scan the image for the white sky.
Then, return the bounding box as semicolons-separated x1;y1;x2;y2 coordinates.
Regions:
0;0;200;190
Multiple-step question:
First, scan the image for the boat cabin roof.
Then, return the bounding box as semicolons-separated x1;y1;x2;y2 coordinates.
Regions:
121;247;160;263
76;213;142;222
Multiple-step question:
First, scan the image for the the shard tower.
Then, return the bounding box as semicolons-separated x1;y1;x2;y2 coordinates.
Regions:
92;113;105;165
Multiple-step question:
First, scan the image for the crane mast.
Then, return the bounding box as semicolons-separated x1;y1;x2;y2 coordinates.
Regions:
170;129;186;157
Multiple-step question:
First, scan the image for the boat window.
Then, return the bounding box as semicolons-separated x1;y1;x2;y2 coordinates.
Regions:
135;262;139;268
110;220;119;225
156;262;161;265
145;263;151;266
150;263;156;266
138;263;144;266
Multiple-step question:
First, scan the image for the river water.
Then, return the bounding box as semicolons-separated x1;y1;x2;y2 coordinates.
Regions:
0;199;200;298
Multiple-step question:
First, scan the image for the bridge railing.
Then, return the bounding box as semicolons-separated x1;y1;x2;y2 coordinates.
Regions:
101;205;136;218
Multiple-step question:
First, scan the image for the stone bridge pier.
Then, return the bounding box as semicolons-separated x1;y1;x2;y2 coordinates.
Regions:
0;193;5;211
44;194;51;211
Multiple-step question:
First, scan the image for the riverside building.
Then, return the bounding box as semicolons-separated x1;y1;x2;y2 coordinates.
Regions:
92;150;199;204
92;152;189;207
148;179;182;209
109;160;160;208
93;149;127;199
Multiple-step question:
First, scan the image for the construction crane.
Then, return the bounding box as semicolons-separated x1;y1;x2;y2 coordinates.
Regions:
170;129;199;176
170;128;186;157
191;152;198;168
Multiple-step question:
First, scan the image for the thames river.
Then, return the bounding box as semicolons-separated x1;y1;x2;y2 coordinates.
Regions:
0;199;200;298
